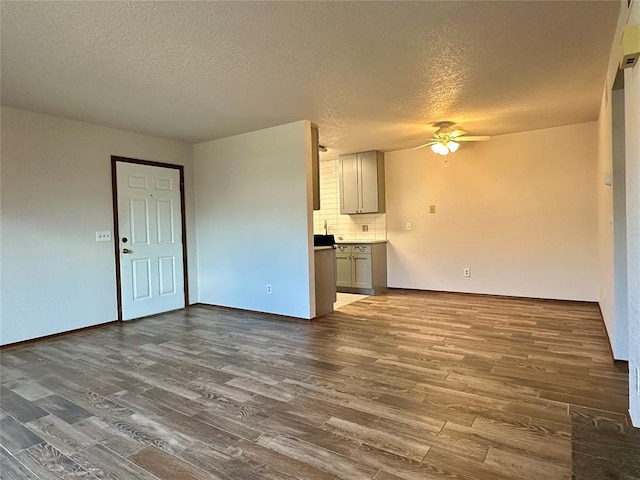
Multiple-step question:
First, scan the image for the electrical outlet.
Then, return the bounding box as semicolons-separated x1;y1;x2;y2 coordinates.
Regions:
362;225;368;232
406;222;412;231
429;205;436;214
96;231;112;242
464;268;470;277
266;284;272;294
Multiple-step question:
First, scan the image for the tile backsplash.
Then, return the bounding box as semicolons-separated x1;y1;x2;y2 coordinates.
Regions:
313;157;387;241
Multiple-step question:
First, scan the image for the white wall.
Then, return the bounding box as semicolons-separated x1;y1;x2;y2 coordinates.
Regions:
194;121;315;319
623;2;640;427
313;157;387;241
385;122;598;301
0;107;197;345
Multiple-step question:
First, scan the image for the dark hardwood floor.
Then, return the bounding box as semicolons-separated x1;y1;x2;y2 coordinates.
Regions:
1;290;638;479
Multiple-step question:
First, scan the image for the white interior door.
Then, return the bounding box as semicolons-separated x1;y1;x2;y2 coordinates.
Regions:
116;162;185;321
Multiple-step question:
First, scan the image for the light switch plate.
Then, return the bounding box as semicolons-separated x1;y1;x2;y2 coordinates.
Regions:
96;231;112;242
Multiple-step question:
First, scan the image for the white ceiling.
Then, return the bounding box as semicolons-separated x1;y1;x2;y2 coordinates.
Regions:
1;1;620;155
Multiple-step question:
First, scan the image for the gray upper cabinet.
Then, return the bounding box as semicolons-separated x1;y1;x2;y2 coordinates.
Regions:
339;150;385;214
340;154;360;214
312;126;320;211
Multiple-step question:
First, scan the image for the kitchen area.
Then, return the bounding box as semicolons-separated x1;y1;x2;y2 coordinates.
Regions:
312;136;388;316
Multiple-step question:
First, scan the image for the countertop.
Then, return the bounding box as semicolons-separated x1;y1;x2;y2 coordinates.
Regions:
314;246;335;251
336;239;388;244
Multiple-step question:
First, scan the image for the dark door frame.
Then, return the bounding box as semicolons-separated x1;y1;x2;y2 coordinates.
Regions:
111;156;189;322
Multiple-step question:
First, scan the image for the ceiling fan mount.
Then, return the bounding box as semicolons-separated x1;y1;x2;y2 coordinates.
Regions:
413;122;491;156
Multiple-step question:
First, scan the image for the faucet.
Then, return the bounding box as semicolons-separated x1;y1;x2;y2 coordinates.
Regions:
324;220;328;235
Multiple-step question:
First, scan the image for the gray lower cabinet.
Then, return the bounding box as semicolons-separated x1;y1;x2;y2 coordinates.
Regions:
335;243;387;295
336;249;353;289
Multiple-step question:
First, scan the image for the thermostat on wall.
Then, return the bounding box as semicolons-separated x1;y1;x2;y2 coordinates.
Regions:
620;25;640;69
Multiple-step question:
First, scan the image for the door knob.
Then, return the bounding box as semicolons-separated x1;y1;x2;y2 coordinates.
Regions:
122;248;132;254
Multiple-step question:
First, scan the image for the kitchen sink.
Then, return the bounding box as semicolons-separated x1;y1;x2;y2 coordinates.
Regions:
313;234;336;247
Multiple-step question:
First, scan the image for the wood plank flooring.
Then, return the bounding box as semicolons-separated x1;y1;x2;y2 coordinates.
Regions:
1;290;638;479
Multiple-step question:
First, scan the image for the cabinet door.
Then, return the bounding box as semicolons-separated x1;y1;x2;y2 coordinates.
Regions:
352;254;373;288
336;253;353;288
340;154;359;214
312;126;320;211
358;151;379;213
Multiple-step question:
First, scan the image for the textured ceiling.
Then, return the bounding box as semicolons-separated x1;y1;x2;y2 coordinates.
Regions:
1;1;620;154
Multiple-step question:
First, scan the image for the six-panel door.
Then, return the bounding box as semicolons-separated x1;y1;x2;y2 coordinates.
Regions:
116;162;185;321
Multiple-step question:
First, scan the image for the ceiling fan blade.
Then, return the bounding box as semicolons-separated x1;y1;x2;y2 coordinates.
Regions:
412;141;437;150
456;136;491;142
450;129;467;138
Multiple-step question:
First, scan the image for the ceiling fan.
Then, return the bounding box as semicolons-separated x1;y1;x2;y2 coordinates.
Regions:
413;122;491;156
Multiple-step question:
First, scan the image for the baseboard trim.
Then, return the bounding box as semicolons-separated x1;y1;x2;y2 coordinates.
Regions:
385;287;598;304
193;302;311;322
630;409;639;428
1;304;202;349
596;303;629;367
614;359;630;373
0;320;119;349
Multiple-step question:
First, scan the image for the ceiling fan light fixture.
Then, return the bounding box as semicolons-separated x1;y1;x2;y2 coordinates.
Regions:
431;142;449;156
418;122;490;155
